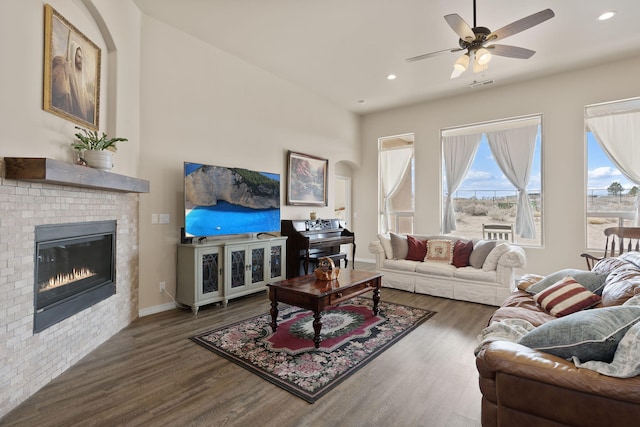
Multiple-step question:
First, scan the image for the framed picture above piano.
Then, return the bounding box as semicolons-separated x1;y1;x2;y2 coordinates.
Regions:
286;151;328;206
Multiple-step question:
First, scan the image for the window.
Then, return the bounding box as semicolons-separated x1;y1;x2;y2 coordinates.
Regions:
379;134;414;234
441;115;543;246
585;97;640;250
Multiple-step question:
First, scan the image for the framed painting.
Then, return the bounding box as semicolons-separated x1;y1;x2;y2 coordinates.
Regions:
287;151;328;206
43;4;101;130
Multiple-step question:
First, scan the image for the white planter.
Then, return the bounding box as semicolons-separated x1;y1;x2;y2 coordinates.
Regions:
83;150;113;171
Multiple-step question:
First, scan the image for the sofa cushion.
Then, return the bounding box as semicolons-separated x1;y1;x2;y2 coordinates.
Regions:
482;242;510;271
453;266;497;283
390;233;408;260
526;269;608;295
415;261;456;277
383;258;419;272
426;239;453;263
406;235;427;261
377;233;393;259
469;240;497;269
452;239;473;268
517;305;640;362
533;276;601;317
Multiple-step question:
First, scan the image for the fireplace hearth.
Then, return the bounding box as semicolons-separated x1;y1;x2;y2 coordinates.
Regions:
34;221;116;333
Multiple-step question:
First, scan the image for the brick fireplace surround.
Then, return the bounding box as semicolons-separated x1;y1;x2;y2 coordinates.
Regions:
0;161;142;417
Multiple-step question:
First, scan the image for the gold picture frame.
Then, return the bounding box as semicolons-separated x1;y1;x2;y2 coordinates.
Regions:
43;4;101;130
287;151;328;206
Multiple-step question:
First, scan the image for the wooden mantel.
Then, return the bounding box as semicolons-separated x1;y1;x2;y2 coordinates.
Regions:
4;157;150;193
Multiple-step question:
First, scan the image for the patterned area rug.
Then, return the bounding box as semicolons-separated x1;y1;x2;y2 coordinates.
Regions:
191;297;436;403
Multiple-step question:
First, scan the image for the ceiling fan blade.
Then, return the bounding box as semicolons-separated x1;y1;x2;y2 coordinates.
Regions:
487;9;555;42
487;44;536;59
444;14;475;42
405;47;462;63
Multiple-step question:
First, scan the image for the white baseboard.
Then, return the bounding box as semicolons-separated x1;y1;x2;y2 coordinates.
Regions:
139;302;176;317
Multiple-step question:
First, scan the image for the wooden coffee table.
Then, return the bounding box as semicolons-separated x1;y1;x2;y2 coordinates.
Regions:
267;269;383;348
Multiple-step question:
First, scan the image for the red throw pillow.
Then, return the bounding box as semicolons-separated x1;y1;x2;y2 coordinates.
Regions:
406;235;427;261
452;239;474;268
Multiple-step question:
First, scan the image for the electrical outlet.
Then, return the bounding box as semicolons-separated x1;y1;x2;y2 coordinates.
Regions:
159;281;166;292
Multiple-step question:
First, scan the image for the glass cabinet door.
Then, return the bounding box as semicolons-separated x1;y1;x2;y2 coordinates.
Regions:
250;246;265;284
270;243;283;279
200;251;220;295
229;248;246;289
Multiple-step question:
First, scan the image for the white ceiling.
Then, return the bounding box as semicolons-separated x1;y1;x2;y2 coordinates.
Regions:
133;0;640;115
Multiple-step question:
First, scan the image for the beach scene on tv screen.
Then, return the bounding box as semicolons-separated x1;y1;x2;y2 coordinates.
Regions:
184;163;280;237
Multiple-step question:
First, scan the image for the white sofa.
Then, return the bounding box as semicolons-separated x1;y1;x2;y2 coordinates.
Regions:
368;234;527;306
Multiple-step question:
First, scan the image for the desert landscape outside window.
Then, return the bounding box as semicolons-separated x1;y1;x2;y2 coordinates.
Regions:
441;115;543;247
585;97;640;250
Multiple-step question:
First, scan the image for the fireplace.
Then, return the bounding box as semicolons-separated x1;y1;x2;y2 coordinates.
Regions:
34;221;116;333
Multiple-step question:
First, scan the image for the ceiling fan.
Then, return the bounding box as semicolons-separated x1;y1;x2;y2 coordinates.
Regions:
406;0;555;79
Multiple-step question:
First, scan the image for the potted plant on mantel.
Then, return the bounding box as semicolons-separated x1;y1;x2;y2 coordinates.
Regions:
71;126;128;171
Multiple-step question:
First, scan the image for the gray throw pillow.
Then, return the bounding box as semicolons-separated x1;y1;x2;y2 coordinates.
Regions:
468;240;497;269
517;306;640;362
527;269;608;295
390;233;408;260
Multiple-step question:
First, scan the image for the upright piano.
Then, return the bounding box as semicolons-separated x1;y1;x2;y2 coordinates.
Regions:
281;219;355;279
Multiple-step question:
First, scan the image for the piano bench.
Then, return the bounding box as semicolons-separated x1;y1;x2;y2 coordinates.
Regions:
307;252;348;269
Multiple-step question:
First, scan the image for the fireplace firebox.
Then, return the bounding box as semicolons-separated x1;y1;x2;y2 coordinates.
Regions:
34;221;116;333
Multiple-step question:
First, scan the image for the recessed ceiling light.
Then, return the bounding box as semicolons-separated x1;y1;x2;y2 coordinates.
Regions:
387;74;397;80
598;11;616;20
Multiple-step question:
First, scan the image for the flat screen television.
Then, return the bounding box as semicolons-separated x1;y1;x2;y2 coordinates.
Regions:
183;162;281;239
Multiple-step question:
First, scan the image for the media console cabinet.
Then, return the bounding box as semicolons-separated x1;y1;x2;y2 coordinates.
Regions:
176;236;287;314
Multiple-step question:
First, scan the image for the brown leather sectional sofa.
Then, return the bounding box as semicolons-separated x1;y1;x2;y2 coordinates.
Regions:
475;252;640;426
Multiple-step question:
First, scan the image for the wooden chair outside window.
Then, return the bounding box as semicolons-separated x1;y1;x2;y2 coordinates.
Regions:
580;226;640;270
482;224;514;242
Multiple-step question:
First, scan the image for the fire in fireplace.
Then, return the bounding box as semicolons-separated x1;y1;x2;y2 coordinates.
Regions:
34;221;116;333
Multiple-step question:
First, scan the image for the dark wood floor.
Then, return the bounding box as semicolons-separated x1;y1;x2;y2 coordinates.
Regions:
2;263;496;427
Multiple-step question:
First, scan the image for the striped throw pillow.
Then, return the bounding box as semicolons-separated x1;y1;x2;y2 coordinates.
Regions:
533;276;600;317
534;276;601;317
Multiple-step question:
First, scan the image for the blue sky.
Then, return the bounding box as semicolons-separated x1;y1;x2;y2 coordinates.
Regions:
586;132;632;192
453;131;631;197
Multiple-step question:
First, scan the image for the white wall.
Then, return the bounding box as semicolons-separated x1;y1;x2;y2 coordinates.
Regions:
0;0;140;175
136;15;361;313
358;55;640;275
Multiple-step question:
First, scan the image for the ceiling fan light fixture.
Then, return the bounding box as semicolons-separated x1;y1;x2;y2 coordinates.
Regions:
476;48;492;65
454;53;470;71
450;53;469;79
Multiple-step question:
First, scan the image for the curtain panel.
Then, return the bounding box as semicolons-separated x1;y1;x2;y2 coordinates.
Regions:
442;134;482;234
486;125;539;239
380;147;412;233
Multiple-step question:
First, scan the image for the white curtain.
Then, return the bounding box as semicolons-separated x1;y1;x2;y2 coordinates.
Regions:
442;134;482;234
586;111;640;224
486;125;538;239
380;147;412;232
